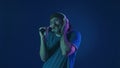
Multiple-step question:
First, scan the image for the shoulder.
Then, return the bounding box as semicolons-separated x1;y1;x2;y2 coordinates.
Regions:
68;30;81;37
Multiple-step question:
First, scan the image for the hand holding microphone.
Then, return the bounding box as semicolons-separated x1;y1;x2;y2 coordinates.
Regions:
39;26;52;37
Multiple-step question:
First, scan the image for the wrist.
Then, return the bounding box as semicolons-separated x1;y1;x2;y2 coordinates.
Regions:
40;35;45;39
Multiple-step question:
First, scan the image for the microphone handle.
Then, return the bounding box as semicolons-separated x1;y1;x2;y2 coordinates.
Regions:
40;29;46;34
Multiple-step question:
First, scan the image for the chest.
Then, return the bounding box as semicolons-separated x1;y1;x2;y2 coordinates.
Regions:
46;33;61;49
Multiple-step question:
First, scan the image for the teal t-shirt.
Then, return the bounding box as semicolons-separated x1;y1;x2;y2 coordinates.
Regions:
42;30;81;68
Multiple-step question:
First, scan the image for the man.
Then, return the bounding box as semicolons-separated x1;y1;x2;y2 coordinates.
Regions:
39;12;81;68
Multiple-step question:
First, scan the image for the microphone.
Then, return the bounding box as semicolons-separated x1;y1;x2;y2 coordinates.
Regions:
39;28;46;33
39;27;52;34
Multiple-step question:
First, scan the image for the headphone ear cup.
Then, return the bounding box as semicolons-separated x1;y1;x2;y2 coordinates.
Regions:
59;12;67;24
63;17;69;24
63;17;66;24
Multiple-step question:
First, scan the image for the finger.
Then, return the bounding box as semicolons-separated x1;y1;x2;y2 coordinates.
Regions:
39;27;46;30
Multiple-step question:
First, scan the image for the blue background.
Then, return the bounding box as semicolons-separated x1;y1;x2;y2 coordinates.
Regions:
0;0;120;68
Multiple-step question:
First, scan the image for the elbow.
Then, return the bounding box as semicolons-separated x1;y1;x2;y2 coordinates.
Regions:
39;53;47;62
61;48;71;56
40;55;48;62
40;57;47;62
61;46;76;56
61;51;71;56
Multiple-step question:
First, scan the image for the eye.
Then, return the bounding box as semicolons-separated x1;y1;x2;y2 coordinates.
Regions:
50;17;62;26
50;20;55;25
55;21;60;25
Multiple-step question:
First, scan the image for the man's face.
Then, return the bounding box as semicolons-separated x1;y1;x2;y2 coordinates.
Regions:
50;17;63;33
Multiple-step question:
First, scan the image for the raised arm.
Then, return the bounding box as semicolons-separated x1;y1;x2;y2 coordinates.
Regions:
39;27;49;62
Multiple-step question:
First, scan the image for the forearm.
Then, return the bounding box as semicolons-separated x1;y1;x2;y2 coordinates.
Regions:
60;34;72;56
40;36;48;62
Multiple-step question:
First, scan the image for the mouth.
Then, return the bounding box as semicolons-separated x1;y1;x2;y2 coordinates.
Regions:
51;27;59;32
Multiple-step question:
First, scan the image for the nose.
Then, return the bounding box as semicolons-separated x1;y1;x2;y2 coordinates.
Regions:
50;22;57;27
49;24;53;28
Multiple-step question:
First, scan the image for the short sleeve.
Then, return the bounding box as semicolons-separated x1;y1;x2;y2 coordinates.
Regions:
69;31;81;50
